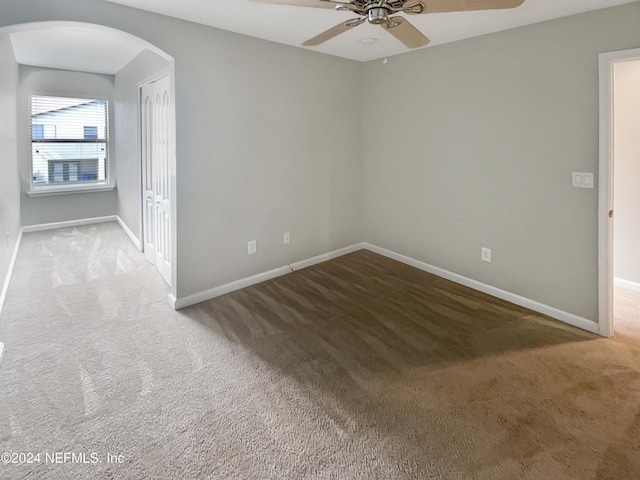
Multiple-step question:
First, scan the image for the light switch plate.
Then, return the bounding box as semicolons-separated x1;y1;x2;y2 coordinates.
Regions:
572;172;595;189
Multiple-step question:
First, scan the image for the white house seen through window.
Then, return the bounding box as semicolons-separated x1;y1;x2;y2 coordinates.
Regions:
30;95;108;188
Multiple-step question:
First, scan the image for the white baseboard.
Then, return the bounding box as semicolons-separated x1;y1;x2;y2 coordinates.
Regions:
168;293;177;310
172;265;293;310
290;243;366;271
116;216;142;251
22;215;117;233
614;277;640;293
171;243;366;310
363;243;600;336
0;228;23;316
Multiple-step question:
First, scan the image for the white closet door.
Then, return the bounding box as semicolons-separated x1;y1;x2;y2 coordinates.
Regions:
141;75;171;286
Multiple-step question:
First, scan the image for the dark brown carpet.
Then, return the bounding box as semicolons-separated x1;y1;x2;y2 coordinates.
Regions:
1;222;639;479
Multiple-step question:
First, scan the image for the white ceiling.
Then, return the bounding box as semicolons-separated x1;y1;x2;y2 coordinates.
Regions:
102;0;639;62
6;0;637;74
10;25;147;75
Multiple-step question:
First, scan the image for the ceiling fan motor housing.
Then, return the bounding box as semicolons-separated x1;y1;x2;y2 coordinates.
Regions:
367;6;389;24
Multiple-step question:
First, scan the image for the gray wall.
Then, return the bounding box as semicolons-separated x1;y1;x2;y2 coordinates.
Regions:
114;49;170;243
17;66;117;226
6;0;635;319
0;0;363;299
167;23;362;298
0;34;20;304
613;58;640;285
363;3;640;322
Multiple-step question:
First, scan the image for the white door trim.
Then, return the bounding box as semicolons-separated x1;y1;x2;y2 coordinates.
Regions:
598;47;640;338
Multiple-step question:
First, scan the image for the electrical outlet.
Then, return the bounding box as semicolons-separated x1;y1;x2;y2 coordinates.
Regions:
481;247;492;263
248;240;257;255
283;232;290;245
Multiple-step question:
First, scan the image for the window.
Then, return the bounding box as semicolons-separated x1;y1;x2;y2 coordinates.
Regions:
30;95;109;192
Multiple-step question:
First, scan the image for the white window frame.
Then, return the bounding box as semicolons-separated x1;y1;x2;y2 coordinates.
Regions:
27;92;115;197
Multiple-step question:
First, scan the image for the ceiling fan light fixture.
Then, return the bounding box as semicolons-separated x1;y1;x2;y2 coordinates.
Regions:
258;0;527;50
360;37;378;45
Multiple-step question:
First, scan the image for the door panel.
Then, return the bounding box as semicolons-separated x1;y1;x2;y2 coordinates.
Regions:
141;76;171;286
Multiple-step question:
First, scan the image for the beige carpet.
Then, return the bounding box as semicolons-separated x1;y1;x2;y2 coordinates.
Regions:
1;222;640;479
614;286;640;345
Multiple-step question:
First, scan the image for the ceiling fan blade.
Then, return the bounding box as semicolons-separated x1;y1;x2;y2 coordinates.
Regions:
250;0;336;9
383;17;430;49
420;0;525;14
302;18;364;46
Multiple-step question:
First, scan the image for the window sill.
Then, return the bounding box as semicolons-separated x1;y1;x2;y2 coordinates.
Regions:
27;184;115;197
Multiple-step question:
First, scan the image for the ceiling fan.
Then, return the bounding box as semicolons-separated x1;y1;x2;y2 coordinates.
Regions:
252;0;525;49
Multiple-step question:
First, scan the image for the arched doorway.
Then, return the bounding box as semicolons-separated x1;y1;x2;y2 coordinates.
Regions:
0;21;178;300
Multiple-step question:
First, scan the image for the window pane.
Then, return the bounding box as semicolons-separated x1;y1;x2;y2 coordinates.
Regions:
84;126;98;140
69;163;78;182
32;124;44;139
30;95;108;188
52;163;63;182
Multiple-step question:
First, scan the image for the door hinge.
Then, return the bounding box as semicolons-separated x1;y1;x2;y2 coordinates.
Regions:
609;210;614;218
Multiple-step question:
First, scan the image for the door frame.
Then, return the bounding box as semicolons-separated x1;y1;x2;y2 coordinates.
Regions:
138;71;177;300
598;47;640;338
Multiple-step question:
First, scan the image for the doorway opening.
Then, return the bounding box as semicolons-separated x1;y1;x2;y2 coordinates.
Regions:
1;21;178;303
598;48;640;340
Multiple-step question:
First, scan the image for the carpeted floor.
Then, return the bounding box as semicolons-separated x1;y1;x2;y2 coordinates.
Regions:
614;286;640;345
1;222;640;479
